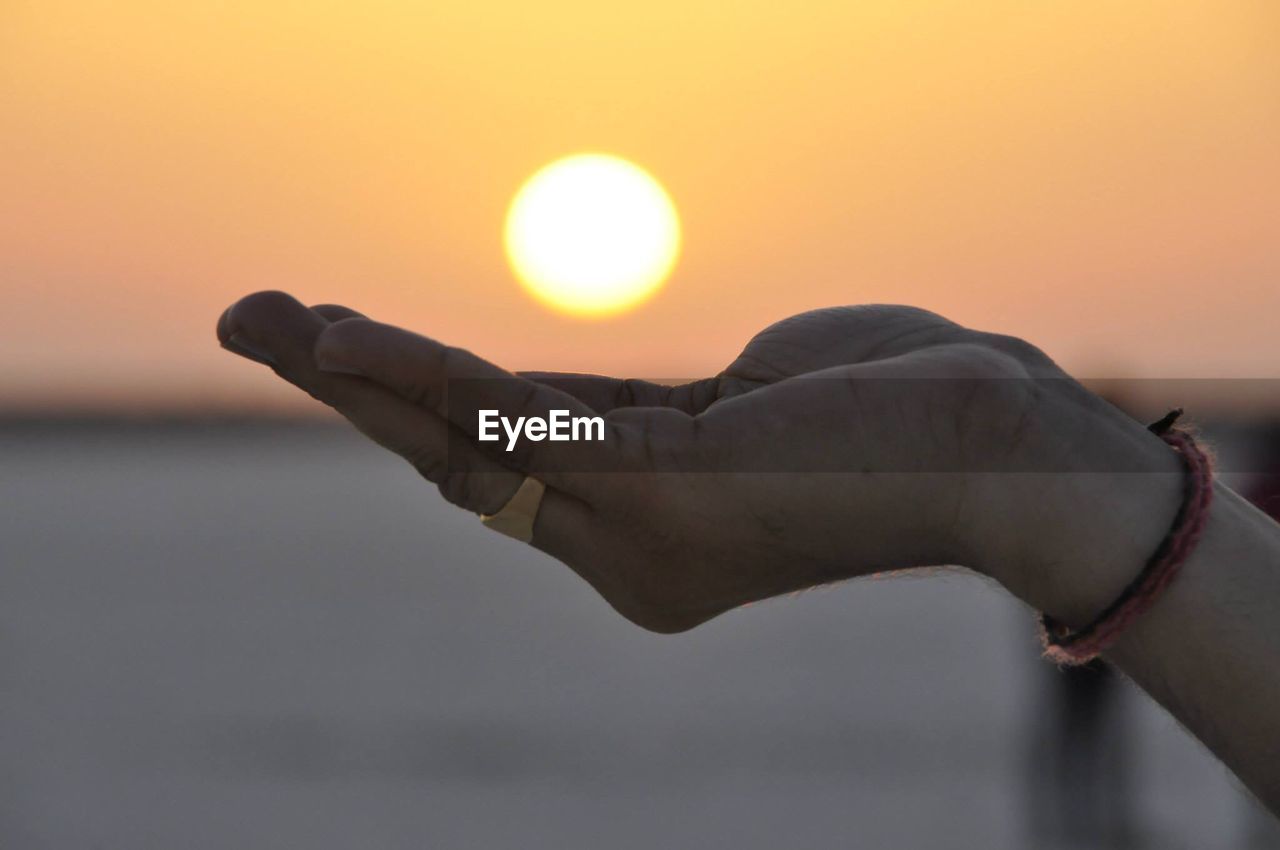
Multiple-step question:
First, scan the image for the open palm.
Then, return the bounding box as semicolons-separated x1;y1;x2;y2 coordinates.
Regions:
218;293;1149;632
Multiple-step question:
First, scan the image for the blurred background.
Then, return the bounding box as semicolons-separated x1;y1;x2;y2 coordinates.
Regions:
2;1;1278;847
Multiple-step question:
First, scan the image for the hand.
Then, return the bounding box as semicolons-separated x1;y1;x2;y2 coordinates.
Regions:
217;293;1179;632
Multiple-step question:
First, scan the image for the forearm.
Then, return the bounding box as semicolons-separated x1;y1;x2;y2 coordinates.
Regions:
1107;485;1280;812
1023;456;1280;813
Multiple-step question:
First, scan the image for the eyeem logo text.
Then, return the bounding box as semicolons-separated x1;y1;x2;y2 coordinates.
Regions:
478;409;605;452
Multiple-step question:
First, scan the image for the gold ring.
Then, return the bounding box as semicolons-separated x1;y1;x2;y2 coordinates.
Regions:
479;477;546;543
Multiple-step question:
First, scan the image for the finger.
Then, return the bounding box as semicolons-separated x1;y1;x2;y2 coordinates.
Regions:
216;302;274;366
313;318;626;484
221;291;336;383
216;300;366;355
218;302;368;363
517;372;720;415
220;291;451;461
217;292;593;551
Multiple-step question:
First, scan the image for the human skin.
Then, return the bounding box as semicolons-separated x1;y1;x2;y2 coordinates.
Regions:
217;291;1280;815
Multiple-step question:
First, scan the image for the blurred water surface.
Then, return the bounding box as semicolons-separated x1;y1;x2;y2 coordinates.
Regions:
0;423;1271;849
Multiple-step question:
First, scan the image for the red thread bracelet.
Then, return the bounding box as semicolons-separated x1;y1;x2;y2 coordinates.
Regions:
1039;409;1214;666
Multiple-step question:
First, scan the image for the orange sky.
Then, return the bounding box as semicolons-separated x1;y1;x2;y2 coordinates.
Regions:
2;1;1277;412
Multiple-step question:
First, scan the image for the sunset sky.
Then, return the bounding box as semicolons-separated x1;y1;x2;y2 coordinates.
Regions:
2;1;1277;412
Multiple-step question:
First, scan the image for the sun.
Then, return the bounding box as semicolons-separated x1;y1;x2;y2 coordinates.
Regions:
504;153;681;317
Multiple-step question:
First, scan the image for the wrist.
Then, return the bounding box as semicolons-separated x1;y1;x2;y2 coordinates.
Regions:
975;404;1187;627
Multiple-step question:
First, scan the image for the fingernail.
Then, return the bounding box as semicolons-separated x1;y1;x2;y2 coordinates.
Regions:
314;354;365;377
224;333;276;366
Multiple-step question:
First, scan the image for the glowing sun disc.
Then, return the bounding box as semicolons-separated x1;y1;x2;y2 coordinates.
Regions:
504;153;681;317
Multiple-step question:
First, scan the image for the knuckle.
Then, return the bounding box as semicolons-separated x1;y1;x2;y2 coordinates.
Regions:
311;374;359;409
404;441;447;485
310;303;363;320
405;375;439;409
437;345;468;384
432;464;511;514
941;342;1029;380
975;332;1052;367
435;472;473;508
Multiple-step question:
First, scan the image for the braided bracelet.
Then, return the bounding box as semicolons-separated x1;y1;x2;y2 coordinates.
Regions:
1039;409;1214;666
